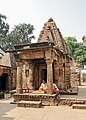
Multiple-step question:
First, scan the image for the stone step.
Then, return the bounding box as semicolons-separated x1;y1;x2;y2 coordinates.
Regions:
72;104;86;109
59;90;77;95
59;98;86;106
17;100;42;108
72;101;85;104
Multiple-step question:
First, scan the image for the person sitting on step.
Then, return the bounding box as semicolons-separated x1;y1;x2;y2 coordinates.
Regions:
53;83;59;94
39;80;47;92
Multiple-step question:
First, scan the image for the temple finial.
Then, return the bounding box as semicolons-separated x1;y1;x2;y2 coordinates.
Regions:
48;18;54;22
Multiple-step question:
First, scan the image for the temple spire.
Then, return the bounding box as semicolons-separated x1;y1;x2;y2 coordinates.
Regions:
37;18;70;54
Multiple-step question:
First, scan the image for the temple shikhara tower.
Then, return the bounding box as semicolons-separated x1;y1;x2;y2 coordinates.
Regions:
13;18;71;105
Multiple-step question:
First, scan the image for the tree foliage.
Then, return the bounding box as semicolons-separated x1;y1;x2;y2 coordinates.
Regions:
0;14;35;50
74;45;86;63
6;23;35;50
65;37;86;63
0;14;9;49
65;37;77;56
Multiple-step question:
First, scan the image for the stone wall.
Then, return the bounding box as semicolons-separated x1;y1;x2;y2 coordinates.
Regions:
11;68;16;89
70;71;80;87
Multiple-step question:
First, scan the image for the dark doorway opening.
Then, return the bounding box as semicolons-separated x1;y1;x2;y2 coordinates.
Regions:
0;73;8;91
42;69;47;83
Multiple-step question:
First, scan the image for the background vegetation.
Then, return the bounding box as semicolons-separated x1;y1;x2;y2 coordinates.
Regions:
0;14;35;50
65;37;86;63
0;13;86;64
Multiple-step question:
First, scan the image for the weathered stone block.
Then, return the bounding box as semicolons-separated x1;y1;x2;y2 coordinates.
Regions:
17;100;42;108
72;104;86;109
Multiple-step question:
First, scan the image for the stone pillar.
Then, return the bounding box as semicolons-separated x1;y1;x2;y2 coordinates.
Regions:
12;68;17;89
22;63;27;88
46;59;53;94
16;61;23;93
8;72;12;90
53;61;59;84
25;61;29;88
28;61;34;89
65;62;71;89
57;63;64;89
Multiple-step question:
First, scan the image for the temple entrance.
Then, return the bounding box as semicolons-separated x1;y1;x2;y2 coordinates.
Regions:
0;73;8;91
33;59;47;90
41;69;47;83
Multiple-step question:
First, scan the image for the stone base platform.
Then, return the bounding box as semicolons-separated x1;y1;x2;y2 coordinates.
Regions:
13;93;58;106
72;104;86;109
59;98;86;106
17;100;42;108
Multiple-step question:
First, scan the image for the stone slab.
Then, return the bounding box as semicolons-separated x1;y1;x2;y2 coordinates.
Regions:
17;100;42;108
72;104;86;109
59;98;86;106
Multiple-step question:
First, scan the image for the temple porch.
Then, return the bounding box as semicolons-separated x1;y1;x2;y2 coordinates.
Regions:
13;92;59;106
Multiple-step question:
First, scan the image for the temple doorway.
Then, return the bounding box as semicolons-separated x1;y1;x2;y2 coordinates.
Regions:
33;59;47;90
0;73;8;91
41;69;47;83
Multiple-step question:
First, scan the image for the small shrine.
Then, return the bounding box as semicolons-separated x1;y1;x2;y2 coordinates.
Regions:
13;18;71;106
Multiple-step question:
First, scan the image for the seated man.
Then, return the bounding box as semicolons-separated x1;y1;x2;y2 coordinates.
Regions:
39;80;47;92
53;83;59;94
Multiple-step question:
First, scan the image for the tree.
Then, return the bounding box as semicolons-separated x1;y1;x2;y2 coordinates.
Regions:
6;23;35;50
0;14;9;49
74;45;86;63
64;37;77;56
64;36;86;63
0;14;35;50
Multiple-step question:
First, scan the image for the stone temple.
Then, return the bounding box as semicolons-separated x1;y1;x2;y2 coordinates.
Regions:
13;18;71;95
0;18;72;105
